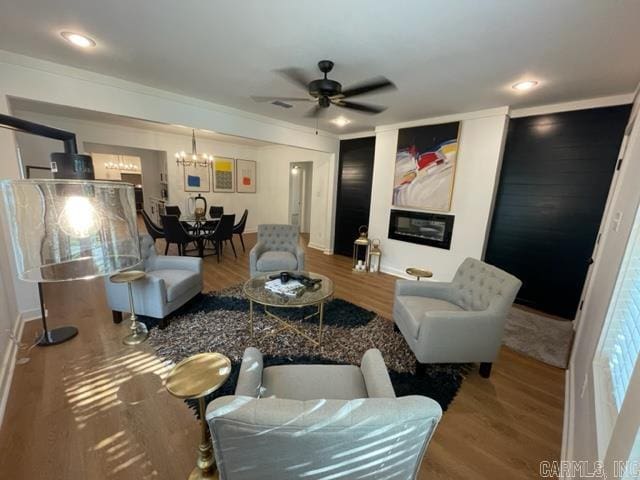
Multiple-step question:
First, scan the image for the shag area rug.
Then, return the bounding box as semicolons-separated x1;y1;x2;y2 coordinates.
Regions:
142;286;468;415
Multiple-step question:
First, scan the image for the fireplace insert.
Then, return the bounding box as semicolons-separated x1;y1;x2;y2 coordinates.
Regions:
388;209;454;249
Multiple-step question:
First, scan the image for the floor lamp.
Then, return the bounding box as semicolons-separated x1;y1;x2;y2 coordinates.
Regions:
0;179;141;331
0;114;124;346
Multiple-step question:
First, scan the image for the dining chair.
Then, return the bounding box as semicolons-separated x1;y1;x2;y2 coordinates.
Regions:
161;214;198;256
141;209;164;244
164;205;181;216
233;209;249;252
165;205;197;233
205;214;236;263
209;205;224;219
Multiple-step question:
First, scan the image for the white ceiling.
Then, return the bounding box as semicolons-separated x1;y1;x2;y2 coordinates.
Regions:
9;98;276;147
1;0;639;134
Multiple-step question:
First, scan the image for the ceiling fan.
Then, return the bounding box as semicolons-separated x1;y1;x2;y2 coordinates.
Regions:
252;60;396;117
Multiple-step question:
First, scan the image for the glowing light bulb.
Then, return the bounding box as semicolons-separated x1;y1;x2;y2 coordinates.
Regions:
58;196;100;238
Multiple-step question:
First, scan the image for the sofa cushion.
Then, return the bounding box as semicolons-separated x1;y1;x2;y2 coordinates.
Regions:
256;251;298;272
395;295;463;339
147;269;201;302
261;365;368;400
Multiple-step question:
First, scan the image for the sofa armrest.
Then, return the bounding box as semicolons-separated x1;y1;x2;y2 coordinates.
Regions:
148;255;203;274
294;244;305;271
360;349;395;398
416;308;506;361
395;279;457;302
250;242;267;262
235;347;263;398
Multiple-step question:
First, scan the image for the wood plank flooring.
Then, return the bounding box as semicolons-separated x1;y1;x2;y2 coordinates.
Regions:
0;232;564;479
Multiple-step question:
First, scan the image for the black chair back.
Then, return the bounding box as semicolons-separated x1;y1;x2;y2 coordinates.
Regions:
142;210;164;241
233;209;248;234
209;214;235;241
165;205;181;216
161;215;192;244
209;205;224;219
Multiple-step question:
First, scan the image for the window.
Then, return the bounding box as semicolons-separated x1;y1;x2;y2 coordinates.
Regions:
594;202;640;455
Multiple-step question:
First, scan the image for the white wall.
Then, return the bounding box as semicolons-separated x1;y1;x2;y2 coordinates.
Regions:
10;110;335;249
259;145;335;251
367;108;509;280
0;95;39;427
563;89;640;469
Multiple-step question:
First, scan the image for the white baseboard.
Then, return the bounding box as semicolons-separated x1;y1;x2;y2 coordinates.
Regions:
244;227;257;234
560;368;575;479
307;242;331;254
0;309;38;429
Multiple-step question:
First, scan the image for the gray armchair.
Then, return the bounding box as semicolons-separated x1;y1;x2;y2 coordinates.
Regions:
249;224;305;277
105;234;203;327
393;257;522;378
206;347;442;480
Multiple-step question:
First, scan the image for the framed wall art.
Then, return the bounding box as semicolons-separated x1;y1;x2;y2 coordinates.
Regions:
183;163;210;192
236;158;257;193
213;156;235;192
392;121;460;212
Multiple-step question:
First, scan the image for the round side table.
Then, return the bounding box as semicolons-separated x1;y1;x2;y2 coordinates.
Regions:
405;267;433;281
109;270;148;345
165;352;231;480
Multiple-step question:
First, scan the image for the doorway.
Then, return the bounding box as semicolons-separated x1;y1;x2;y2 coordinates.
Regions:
288;162;313;233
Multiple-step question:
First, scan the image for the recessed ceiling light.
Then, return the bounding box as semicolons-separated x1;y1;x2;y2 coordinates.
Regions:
60;31;96;48
331;117;351;127
512;80;539;91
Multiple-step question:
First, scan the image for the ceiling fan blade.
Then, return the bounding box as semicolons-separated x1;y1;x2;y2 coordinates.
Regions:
274;68;312;90
304;104;323;118
339;76;396;99
250;95;312;103
332;100;387;114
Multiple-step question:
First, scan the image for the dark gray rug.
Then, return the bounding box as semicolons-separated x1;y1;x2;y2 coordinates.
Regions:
143;286;468;413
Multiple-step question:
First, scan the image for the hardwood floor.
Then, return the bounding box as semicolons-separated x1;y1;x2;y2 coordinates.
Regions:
0;232;564;479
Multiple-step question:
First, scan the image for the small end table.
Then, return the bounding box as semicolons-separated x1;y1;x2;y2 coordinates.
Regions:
405;267;433;281
109;270;148;345
165;352;231;480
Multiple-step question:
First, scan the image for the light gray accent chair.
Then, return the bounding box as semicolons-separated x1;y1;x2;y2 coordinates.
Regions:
249;224;305;277
104;234;203;328
206;347;442;480
393;257;522;378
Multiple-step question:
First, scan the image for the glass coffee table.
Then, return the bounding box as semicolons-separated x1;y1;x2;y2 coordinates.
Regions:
243;272;334;347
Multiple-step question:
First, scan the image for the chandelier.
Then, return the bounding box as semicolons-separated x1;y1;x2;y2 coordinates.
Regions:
105;161;139;171
175;129;213;167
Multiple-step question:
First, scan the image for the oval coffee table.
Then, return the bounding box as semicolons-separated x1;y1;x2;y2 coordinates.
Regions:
243;271;334;347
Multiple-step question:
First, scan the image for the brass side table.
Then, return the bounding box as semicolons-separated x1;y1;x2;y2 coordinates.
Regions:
109;270;148;345
165;353;231;480
405;267;433;281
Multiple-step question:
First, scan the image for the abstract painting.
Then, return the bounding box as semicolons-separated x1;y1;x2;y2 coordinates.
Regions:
236;159;257;193
213;157;235;192
183;164;210;192
393;122;460;212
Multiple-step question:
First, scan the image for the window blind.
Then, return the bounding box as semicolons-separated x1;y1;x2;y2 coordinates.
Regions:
599;208;640;411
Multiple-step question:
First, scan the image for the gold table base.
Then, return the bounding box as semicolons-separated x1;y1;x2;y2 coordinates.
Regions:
165;353;231;480
249;300;325;347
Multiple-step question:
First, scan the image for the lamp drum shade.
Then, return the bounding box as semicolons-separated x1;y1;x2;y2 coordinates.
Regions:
0;179;141;282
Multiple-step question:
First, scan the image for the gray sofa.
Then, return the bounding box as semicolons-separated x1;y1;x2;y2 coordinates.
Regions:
104;234;203;326
249;224;305;277
206;347;442;480
393;257;522;378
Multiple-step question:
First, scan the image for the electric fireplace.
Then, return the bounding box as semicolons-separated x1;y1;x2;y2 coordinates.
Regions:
388;209;454;249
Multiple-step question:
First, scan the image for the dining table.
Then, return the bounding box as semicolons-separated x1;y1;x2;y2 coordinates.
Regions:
179;214;221;257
